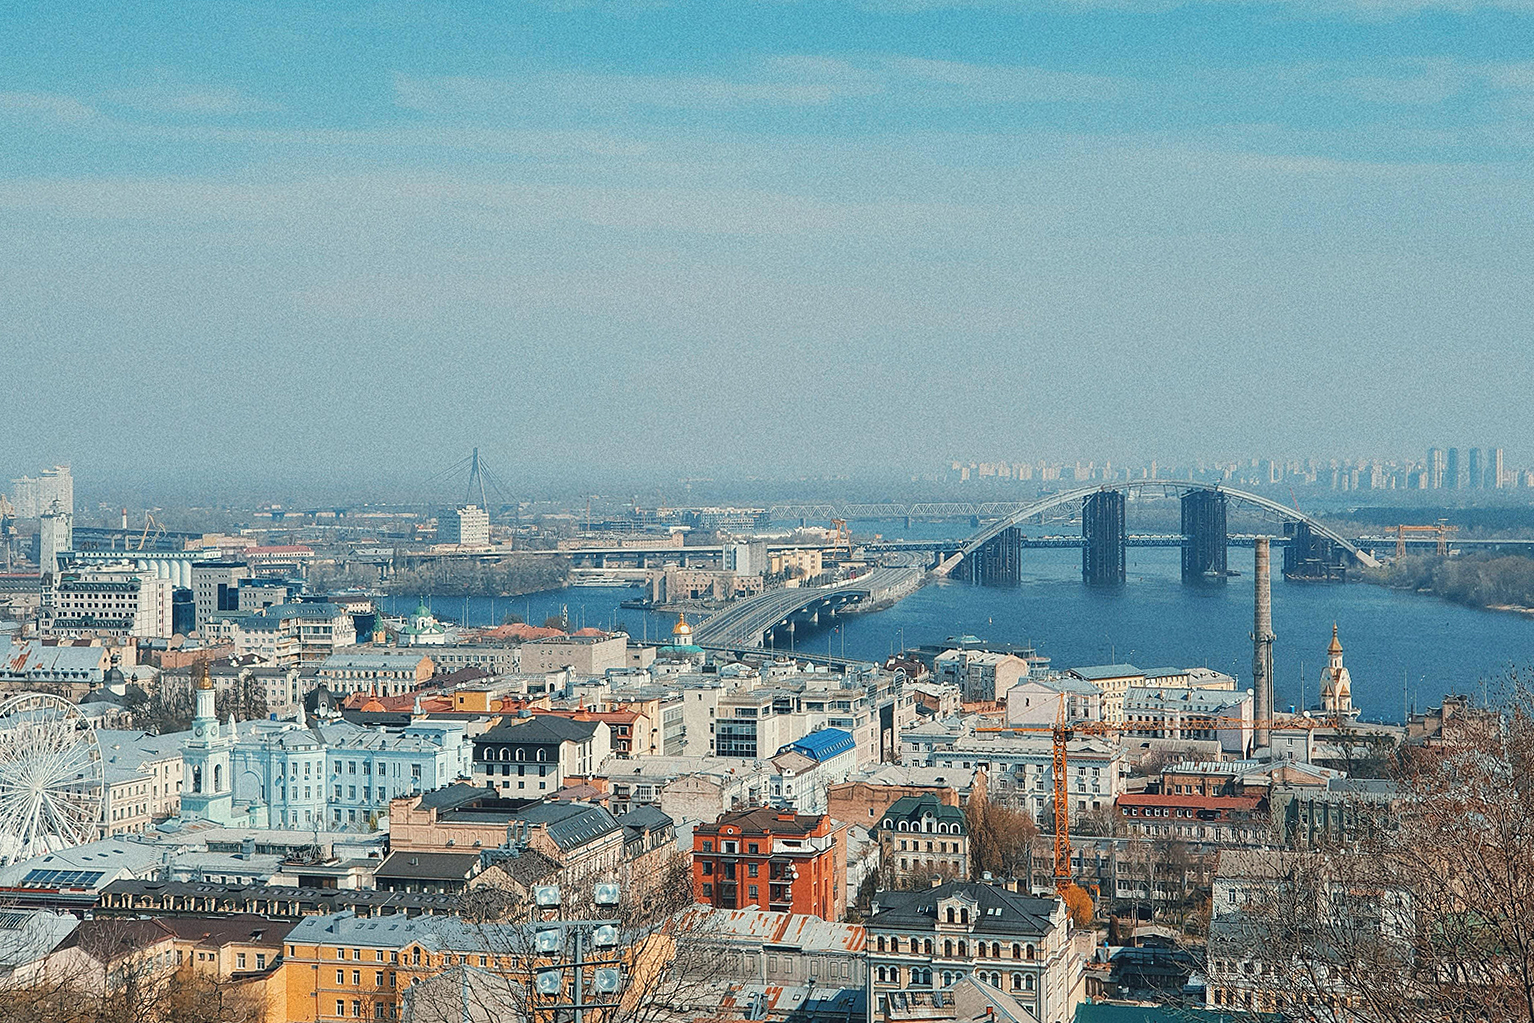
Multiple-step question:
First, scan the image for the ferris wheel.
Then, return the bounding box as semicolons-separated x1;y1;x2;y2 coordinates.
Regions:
0;693;106;864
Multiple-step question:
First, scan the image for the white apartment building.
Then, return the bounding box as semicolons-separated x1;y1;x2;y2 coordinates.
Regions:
10;464;73;518
1122;685;1254;756
438;505;490;546
934;649;1029;703
927;735;1126;818
47;563;173;639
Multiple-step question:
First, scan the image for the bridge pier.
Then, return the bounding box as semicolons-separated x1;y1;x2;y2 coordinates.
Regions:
1283;522;1348;582
1180;491;1228;582
1082;490;1126;585
962;526;1022;586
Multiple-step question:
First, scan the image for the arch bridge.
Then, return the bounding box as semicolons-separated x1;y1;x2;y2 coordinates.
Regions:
934;481;1378;585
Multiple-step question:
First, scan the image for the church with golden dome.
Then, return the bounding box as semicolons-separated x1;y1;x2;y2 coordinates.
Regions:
1319;623;1357;718
660;611;704;662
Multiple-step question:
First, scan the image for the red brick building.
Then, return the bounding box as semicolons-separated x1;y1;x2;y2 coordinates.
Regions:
692;807;847;920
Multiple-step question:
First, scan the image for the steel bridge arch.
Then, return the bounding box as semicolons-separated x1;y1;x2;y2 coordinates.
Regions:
942;481;1379;574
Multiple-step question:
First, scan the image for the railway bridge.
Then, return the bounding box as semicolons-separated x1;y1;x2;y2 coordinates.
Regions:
932;482;1380;586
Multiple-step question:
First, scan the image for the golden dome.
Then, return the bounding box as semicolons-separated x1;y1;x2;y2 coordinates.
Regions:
1328;623;1343;656
672;613;693;638
197;664;213;691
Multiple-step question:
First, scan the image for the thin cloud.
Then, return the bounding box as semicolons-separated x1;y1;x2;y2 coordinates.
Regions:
0;91;96;123
101;83;281;115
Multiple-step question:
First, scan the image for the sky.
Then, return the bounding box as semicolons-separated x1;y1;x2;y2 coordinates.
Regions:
2;0;1532;496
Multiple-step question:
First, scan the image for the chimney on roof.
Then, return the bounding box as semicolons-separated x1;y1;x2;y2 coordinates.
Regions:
930;876;942;888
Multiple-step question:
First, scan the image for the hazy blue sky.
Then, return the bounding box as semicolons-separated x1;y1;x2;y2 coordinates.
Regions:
3;0;1532;492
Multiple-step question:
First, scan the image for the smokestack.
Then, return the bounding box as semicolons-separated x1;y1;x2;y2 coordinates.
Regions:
1253;538;1275;749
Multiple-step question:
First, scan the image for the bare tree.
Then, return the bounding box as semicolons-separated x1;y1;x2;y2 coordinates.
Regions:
965;797;1038;879
407;901;732;1023
1207;670;1534;1022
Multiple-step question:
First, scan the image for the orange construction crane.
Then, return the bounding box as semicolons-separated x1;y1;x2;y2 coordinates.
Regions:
1390;519;1456;557
978;701;1338;895
829;518;852;560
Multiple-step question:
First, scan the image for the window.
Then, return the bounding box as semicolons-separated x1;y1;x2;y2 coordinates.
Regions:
237;953;247;969
338;969;346;984
337;1001;347;1017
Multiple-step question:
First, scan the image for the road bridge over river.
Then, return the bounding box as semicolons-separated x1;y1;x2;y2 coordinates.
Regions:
692;567;919;649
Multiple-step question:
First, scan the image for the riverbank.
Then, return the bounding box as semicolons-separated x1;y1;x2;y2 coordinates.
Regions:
379;555;572;599
1362;551;1534;618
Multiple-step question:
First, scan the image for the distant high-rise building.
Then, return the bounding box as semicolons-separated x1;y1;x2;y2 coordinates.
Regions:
10;464;73;518
38;502;71;582
1429;448;1446;489
1493;448;1506;489
1446;448;1461;489
439;504;490;546
1468;448;1483;489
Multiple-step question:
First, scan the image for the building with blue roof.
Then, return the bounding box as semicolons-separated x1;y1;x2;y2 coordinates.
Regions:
770;728;860;814
781;728;857;763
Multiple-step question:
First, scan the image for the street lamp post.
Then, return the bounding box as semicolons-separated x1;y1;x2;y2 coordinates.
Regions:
531;884;627;1023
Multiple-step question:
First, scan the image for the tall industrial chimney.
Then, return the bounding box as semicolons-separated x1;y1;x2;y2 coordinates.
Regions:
1253;538;1275;750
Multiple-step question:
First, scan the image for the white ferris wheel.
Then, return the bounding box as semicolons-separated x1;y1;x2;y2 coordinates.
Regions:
0;693;106;864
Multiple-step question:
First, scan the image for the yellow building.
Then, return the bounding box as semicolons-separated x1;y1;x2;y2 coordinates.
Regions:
770;549;823;579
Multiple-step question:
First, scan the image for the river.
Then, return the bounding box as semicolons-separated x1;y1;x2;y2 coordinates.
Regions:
382;522;1534;724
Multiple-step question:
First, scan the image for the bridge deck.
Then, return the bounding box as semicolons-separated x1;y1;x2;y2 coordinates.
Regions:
692;568;917;648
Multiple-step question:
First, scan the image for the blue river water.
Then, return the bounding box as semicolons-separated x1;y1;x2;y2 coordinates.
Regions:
383;525;1534;724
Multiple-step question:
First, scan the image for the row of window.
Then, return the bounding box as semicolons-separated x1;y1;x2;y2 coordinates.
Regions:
874;935;1037;959
891;839;960;853
873;966;1035;991
478;747;550;762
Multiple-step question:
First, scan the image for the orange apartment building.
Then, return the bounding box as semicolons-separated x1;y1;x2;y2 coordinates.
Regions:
281;910;525;1022
692;806;847;921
